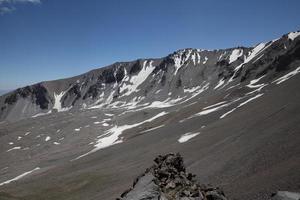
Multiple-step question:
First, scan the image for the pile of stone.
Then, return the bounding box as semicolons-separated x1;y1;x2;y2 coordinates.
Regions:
117;153;227;200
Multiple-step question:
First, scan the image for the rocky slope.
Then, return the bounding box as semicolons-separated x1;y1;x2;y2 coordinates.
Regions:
0;31;300;200
1;31;299;122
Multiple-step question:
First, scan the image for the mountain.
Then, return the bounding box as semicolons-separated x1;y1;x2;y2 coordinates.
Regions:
1;32;299;122
0;89;11;96
0;31;299;200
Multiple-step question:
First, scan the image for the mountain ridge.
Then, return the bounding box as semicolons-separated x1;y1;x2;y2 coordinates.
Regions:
0;30;300;200
0;30;299;123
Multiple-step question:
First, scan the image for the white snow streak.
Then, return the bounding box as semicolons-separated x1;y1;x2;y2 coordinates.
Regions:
220;93;264;119
178;132;200;143
140;125;165;133
195;103;231;116
272;67;300;84
7;146;21;152
0;167;40;186
214;78;225;89
32;110;52;118
203;101;227;110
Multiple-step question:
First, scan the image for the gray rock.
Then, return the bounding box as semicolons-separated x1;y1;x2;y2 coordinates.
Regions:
118;153;227;200
271;191;300;200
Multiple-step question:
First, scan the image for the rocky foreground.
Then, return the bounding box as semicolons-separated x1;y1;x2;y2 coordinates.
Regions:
117;153;227;200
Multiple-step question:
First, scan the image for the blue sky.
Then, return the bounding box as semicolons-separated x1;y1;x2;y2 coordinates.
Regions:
0;0;299;90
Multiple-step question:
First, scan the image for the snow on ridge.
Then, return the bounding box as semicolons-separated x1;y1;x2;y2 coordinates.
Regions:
120;60;155;96
173;54;183;75
172;49;196;74
226;41;273;84
229;49;243;64
191;53;196;65
288;31;300;41
272;66;300;84
178;132;200;143
0;167;40;186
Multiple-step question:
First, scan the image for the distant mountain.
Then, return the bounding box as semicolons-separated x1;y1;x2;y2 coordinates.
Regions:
0;89;11;96
1;31;299;122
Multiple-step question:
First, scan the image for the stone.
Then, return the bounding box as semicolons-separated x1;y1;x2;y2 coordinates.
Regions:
117;153;227;200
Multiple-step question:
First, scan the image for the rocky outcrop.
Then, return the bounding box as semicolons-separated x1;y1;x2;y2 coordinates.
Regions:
117;153;227;200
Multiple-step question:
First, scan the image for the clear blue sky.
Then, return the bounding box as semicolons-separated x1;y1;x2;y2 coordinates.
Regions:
0;0;299;90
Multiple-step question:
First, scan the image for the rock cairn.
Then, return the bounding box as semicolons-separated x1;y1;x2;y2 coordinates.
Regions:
117;153;227;200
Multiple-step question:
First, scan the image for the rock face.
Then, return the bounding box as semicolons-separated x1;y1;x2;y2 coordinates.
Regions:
118;153;227;200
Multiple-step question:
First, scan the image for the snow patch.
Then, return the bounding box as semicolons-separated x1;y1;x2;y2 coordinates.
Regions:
53;91;66;112
32;110;52;118
229;49;243;64
288;31;300;41
24;132;31;136
7;146;21;152
0;167;40;186
178;132;200;143
120;60;155;96
75;112;168;159
103;123;109;127
195;103;231;116
45;136;51;141
220;94;264;119
203;56;208;64
272;67;300;84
